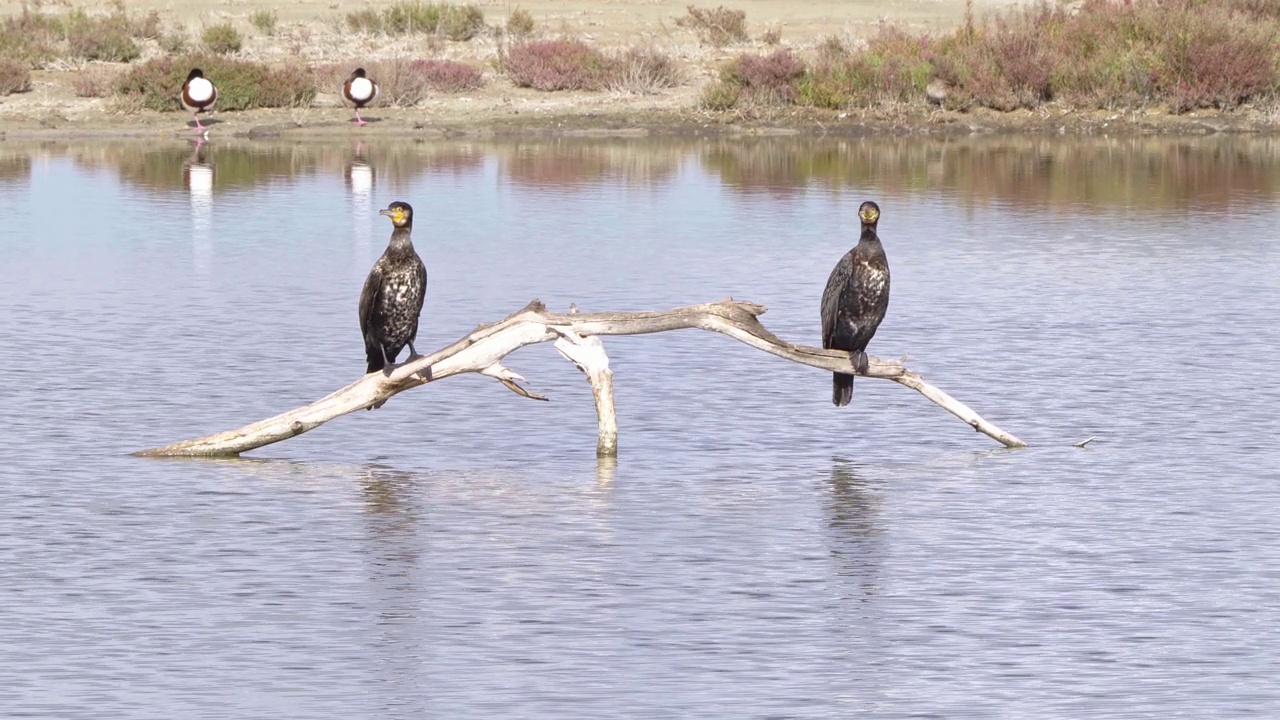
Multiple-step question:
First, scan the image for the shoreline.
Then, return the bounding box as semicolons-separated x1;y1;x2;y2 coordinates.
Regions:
2;103;1277;142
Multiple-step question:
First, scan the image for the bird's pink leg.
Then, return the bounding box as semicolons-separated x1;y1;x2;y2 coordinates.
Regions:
193;113;206;131
355;108;366;126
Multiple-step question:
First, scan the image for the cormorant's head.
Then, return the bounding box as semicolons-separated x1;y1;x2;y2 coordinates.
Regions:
380;201;413;228
858;201;880;226
186;68;204;82
352;67;367;79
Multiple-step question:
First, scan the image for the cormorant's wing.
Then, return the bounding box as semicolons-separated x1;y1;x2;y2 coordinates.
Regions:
821;253;853;348
411;255;427;316
359;262;384;338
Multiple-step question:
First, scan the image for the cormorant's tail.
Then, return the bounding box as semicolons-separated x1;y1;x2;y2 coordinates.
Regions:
832;372;854;407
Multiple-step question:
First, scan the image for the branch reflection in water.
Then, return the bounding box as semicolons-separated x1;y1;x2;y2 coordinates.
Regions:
824;460;885;602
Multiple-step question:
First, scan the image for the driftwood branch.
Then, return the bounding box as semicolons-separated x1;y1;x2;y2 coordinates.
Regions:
554;318;618;457
134;299;1026;457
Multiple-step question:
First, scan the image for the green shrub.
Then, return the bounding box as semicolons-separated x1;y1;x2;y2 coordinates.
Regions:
115;55;316;111
345;2;484;40
159;28;188;54
506;7;534;37
250;9;279;36
202;22;243;54
699;79;739;110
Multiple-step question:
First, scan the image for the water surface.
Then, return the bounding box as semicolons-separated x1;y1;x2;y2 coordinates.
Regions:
1;135;1278;718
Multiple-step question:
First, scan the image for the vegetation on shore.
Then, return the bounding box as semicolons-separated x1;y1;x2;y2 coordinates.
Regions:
501;40;681;93
703;0;1280;114
115;55;315;110
2;0;1277;122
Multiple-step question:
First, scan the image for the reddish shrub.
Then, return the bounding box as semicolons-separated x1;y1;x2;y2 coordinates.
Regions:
724;49;804;102
406;59;484;92
0;58;31;95
503;39;613;90
1162;22;1277;111
316;59;485;106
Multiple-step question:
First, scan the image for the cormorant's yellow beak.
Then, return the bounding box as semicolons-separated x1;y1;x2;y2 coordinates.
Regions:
859;209;879;223
380;208;403;223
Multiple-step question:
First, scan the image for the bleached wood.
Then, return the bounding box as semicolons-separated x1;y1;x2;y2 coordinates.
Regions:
554;326;617;457
134;299;1027;457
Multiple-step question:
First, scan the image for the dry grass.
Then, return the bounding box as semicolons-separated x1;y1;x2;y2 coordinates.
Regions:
676;5;747;47
0;56;30;94
250;10;279;36
506;7;535;38
607;46;682;94
0;7;62;65
503;39;682;92
72;64;121;97
346;1;485;41
0;3;158;65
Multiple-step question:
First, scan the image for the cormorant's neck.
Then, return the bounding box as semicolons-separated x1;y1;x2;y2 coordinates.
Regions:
388;226;414;252
860;223;879;241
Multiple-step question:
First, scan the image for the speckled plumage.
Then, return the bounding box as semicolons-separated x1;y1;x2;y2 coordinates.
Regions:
360;203;427;376
821;201;891;407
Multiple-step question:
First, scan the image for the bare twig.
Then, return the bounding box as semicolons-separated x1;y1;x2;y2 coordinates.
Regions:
1073;436;1097;448
134;298;1026;457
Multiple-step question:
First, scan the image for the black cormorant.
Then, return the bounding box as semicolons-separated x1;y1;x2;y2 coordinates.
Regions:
342;68;379;126
360;201;427;377
181;68;217;132
821;200;891;407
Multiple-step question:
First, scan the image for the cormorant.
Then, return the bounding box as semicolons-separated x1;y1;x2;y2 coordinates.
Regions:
180;68;217;132
360;201;427;378
821;200;891;407
342;68;379;126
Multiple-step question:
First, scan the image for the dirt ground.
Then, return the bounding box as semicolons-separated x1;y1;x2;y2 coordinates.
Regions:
1;0;1277;138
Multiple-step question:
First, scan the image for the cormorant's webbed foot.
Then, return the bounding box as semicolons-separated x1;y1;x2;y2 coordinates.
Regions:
854;351;869;375
405;341;423;361
380;346;394;377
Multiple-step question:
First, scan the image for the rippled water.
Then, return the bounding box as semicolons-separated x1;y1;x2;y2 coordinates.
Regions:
1;136;1278;718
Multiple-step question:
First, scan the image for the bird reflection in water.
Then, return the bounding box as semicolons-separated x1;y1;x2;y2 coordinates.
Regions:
347;140;375;270
183;138;213;274
360;465;424;624
826;460;885;601
358;465;431;709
